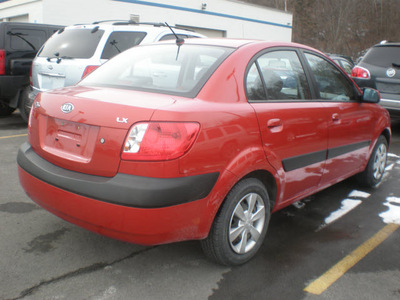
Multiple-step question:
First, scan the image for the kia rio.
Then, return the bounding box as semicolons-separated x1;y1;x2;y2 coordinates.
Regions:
18;39;390;266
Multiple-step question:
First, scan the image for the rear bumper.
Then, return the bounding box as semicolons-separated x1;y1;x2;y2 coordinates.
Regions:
17;142;219;208
17;142;220;245
380;95;400;119
18;166;213;245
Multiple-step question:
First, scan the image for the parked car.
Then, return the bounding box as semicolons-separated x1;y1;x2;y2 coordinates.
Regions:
18;38;390;266
29;21;205;110
351;41;400;119
328;54;354;75
0;22;63;121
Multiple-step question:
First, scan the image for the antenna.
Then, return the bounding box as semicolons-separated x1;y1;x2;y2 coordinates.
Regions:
165;22;184;46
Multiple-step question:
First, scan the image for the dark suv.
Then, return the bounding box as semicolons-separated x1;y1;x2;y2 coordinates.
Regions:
351;41;400;119
0;22;63;121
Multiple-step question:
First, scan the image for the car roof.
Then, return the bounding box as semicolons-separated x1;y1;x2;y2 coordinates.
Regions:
0;21;63;28
374;41;400;47
158;38;321;52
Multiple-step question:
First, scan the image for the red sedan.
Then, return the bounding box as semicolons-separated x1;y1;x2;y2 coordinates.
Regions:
18;39;390;266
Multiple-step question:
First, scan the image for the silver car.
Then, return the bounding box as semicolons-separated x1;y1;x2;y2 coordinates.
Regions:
30;21;204;101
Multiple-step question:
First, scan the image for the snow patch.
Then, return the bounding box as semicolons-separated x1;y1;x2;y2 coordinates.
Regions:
379;197;400;225
385;163;394;171
348;190;370;199
387;153;400;158
324;199;362;225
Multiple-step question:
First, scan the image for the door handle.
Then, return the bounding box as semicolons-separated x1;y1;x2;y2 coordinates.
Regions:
267;118;282;128
267;119;283;132
332;113;341;123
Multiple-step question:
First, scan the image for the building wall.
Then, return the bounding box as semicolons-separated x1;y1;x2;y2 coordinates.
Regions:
0;0;292;41
0;0;42;23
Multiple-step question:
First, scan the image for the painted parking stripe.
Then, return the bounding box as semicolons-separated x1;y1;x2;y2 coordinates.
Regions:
0;133;28;139
304;223;400;295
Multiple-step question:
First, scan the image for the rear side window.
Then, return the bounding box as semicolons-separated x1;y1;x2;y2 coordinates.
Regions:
362;46;400;66
7;28;47;51
101;31;147;59
246;50;310;101
305;53;355;101
38;28;105;59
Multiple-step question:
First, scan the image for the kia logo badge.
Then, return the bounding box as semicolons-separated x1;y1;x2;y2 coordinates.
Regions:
61;103;74;113
386;68;396;78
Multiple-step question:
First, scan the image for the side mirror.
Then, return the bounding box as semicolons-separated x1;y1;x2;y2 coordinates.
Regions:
362;88;380;103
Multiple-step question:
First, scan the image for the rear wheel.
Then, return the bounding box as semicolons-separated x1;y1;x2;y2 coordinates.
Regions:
18;87;32;123
0;101;16;117
201;178;270;266
357;135;388;188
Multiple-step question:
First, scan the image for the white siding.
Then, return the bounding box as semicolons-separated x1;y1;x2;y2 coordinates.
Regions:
0;0;43;23
0;0;292;41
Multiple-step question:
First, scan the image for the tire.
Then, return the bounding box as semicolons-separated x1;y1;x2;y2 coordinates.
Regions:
201;178;270;266
0;101;16;117
18;87;32;123
356;135;388;188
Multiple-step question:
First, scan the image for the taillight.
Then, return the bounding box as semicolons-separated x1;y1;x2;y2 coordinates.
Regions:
0;49;5;75
351;66;370;79
81;65;99;79
122;122;200;161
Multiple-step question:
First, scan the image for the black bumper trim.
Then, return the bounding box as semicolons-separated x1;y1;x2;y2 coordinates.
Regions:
18;142;219;208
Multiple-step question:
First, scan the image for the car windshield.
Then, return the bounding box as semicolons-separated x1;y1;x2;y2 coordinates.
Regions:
362;46;400;66
38;28;105;59
79;43;234;97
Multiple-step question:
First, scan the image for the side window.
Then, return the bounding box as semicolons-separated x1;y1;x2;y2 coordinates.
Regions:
101;31;147;59
7;28;47;51
159;34;189;41
246;50;310;101
305;53;355;101
246;63;266;100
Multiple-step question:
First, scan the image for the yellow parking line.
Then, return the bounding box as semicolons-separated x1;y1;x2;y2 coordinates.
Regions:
0;133;28;139
304;223;400;295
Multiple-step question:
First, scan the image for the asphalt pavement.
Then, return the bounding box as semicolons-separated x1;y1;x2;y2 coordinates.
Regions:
1;111;399;300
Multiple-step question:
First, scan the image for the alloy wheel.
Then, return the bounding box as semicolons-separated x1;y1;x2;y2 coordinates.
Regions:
229;192;266;254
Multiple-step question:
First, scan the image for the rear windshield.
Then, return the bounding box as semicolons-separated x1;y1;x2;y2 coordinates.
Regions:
101;31;147;59
38;28;105;59
362;46;400;66
79;44;234;97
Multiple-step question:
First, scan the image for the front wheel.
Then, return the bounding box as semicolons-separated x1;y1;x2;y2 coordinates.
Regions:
356;135;388;188
201;178;270;266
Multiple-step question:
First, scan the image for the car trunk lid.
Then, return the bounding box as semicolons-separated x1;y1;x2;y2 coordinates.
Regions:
29;86;176;177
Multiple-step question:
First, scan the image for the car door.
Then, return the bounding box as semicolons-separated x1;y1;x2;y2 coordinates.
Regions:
303;52;376;186
246;49;329;206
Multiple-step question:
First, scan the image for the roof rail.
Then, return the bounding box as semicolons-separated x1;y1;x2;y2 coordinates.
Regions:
91;20;164;26
91;20;134;25
88;20;194;31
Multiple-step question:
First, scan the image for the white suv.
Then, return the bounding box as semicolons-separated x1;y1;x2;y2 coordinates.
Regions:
30;21;204;100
